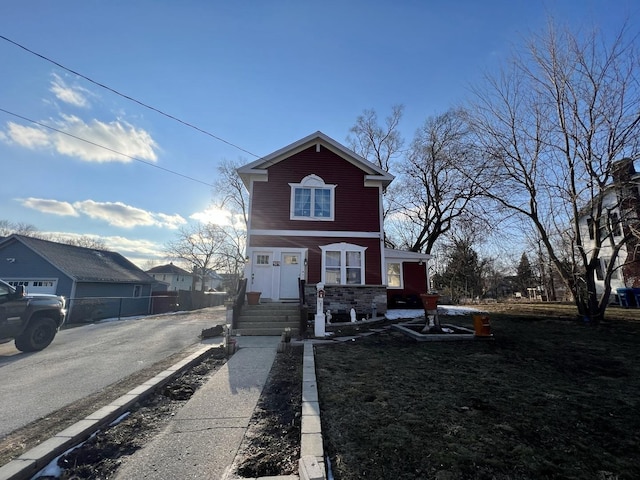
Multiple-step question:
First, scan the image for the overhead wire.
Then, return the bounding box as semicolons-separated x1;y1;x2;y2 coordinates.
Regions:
0;107;216;188
0;34;261;159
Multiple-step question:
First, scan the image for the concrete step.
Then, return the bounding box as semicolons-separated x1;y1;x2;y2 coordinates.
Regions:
242;305;300;316
236;319;299;329
234;327;300;336
235;303;302;336
238;313;299;323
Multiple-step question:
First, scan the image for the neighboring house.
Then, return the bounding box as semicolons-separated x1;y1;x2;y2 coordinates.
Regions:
194;269;225;292
237;131;430;317
0;234;154;323
146;263;193;291
578;158;640;300
218;273;241;294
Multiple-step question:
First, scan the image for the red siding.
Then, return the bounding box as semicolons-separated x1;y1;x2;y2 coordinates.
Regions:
387;262;428;307
250;145;381;232
250;235;382;285
402;262;428;294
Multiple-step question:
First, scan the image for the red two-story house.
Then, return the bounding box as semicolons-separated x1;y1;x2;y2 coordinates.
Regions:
237;131;430;318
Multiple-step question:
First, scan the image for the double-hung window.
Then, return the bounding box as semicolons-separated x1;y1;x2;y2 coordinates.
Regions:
387;262;402;288
320;243;366;285
289;174;336;220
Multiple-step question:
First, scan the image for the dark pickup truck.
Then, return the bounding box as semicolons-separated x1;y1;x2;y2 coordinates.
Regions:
0;279;66;352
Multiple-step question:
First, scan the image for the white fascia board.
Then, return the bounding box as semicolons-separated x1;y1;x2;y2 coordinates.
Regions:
250;229;382;239
364;174;394;188
237;168;268;190
384;248;431;261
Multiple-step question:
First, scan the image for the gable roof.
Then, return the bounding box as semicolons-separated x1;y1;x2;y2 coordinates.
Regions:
0;234;154;283
237;131;395;189
146;263;192;276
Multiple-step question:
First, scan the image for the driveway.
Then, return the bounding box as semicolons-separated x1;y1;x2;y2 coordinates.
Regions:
0;307;227;438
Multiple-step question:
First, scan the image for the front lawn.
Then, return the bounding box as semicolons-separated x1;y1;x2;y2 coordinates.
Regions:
315;313;640;479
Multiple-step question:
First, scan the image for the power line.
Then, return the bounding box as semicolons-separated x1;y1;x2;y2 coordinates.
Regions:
0;34;261;159
0;107;216;188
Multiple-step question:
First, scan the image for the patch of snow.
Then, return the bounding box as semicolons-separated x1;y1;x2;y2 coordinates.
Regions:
32;431;98;479
109;411;130;427
385;305;485;320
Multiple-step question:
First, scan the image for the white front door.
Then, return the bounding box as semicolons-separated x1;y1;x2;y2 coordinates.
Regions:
280;253;301;299
251;251;273;299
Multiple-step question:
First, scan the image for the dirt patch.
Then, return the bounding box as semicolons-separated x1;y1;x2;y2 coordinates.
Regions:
17;344;303;479
315;314;640;480
230;345;303;478
33;347;228;479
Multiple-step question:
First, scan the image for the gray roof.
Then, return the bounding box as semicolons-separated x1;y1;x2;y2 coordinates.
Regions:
1;235;154;284
146;263;192;276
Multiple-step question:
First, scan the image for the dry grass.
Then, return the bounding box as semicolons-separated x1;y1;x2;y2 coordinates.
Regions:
315;308;640;480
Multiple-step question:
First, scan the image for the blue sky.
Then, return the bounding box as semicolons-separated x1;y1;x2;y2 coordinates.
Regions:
0;0;636;267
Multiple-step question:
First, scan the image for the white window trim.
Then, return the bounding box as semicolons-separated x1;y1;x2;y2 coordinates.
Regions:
386;261;403;289
289;174;336;221
320;242;367;285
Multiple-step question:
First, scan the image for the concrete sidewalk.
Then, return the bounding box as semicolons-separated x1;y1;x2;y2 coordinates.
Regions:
114;336;280;480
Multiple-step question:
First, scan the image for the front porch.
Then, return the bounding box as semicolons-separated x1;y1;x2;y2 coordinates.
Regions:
231;280;389;336
233;302;303;336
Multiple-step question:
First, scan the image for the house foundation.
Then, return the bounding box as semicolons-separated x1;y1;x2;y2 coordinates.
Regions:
304;284;387;319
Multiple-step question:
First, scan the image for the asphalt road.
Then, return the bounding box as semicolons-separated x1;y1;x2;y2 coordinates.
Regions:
0;307;227;438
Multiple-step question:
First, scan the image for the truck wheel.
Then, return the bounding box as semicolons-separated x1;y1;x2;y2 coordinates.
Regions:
15;317;57;352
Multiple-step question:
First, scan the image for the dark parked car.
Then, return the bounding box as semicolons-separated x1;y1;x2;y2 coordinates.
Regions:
0;279;66;352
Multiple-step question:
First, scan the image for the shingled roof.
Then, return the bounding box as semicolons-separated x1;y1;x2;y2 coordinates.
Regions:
146;263;192;276
1;234;154;283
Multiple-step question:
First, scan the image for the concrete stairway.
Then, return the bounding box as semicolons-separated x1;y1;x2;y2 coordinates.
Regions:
234;302;302;336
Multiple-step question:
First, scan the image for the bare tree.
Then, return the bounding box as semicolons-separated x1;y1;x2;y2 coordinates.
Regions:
469;20;640;323
50;234;107;250
214;158;249;228
164;223;236;292
388;109;488;254
0;221;107;250
0;220;39;237
347;105;405;172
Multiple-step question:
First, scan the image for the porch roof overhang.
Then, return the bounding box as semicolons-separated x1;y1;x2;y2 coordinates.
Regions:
384;248;431;262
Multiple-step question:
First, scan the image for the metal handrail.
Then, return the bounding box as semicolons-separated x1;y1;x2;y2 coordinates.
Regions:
232;278;248;330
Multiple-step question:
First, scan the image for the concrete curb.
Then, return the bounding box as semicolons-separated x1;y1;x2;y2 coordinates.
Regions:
298;342;327;480
0;344;221;480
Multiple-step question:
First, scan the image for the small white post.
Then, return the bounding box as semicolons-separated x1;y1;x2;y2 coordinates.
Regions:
314;282;325;337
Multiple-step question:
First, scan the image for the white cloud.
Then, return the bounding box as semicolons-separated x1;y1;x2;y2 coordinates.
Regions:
5;122;51;149
55;114;158;163
20;197;78;217
50;74;90;108
2;116;158;163
156;213;189;230
189;206;238;226
74;200;158;228
19;197;186;229
44;232;165;267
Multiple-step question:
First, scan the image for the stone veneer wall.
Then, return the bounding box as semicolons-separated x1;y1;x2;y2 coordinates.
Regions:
304;284;388;317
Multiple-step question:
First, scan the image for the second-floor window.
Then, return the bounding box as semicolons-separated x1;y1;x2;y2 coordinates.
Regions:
290;174;336;221
587;210;622;241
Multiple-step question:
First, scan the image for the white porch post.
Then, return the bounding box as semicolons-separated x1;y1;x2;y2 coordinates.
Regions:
314;282;325;337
